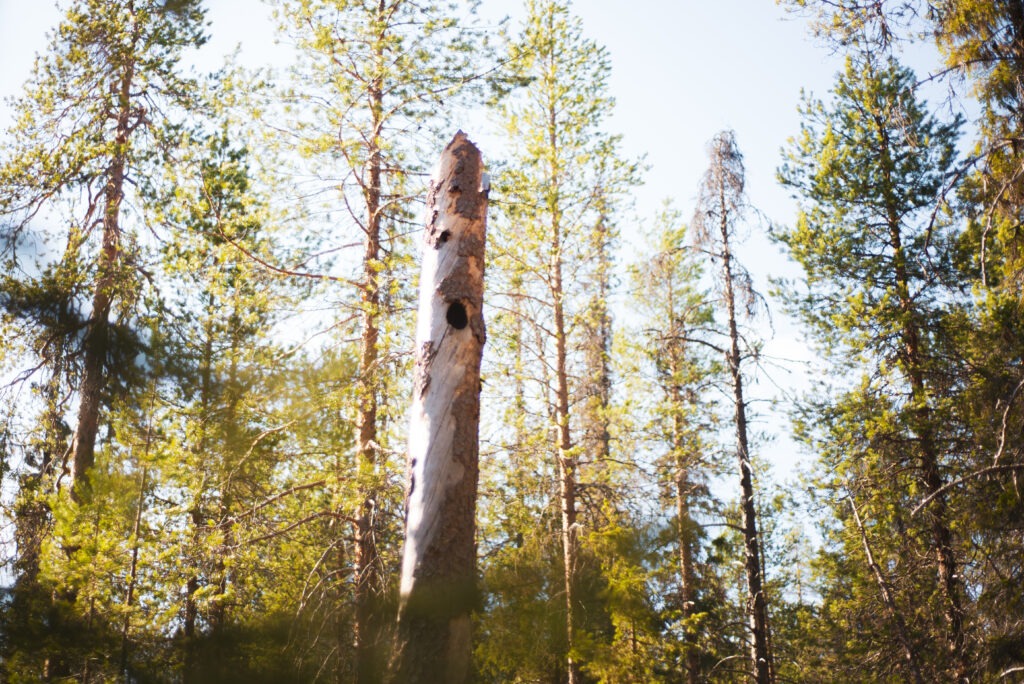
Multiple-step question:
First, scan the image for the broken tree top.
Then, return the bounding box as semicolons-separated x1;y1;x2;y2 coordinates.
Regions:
392;131;488;682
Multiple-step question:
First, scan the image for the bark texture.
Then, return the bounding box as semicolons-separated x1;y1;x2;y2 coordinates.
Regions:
387;131;487;684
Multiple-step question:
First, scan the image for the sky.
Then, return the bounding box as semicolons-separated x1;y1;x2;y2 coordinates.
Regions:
0;0;928;480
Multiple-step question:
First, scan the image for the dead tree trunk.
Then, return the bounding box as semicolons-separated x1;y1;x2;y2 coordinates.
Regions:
695;130;774;684
387;132;488;684
721;224;772;684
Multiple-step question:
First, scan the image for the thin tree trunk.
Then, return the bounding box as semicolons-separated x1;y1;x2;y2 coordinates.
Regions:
557;408;581;684
387;131;487;684
211;356;242;635
183;295;216;684
663;255;701;684
120;466;148;679
553;194;582;684
675;463;700;684
183;516;200;682
542;22;582;677
112;408;156;684
908;351;967;682
583;208;612;466
671;390;701;684
846;486;925;684
353;7;388;679
31;363;65;682
718;193;772;684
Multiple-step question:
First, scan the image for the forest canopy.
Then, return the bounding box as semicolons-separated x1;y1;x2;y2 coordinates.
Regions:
1;1;1022;683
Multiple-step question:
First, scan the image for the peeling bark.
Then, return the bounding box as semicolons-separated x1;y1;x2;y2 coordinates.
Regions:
387;132;487;684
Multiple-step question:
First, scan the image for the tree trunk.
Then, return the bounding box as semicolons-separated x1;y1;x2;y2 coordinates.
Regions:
672;395;701;684
660;246;702;684
69;63;133;502
675;464;700;684
582;209;613;467
120;466;148;678
718;199;772;684
387;132;487;684
887;218;969;682
543;90;583;684
846;486;925;684
553;204;582;684
354;11;387;678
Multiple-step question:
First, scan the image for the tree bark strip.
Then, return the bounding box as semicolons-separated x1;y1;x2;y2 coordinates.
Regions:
387;131;487;684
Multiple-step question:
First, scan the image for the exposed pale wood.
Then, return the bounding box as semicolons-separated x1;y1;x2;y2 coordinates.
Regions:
388;131;488;684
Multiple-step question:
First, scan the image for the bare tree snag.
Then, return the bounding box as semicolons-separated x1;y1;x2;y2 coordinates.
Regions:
694;131;773;684
387;131;488;684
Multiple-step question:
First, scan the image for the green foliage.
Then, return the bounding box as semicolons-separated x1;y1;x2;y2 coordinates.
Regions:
777;54;962;359
4;1;1024;681
476;2;644;680
776;50;982;680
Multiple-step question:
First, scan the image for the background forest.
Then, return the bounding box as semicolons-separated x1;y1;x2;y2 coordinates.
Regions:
0;0;1022;682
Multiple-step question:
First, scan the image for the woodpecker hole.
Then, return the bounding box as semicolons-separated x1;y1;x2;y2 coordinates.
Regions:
446;301;468;330
438;229;451;244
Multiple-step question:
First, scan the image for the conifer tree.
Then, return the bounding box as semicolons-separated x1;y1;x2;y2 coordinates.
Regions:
933;12;1024;670
273;2;502;680
0;1;206;677
0;0;207;502
152;127;300;681
777;53;971;681
486;2;640;680
778;2;1024;676
629;203;715;684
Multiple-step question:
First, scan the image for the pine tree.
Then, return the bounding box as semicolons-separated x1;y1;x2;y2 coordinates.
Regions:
151;127;302;681
777;53;971;681
272;2;502;680
0;1;207;677
779;2;1024;675
627;202;716;683
0;0;207;502
933;4;1024;675
484;2;640;679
